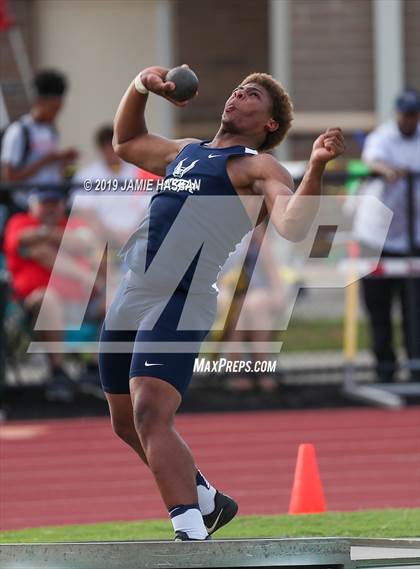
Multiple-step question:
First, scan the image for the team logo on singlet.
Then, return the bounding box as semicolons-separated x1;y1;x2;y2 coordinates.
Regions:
173;159;199;178
156;157;201;193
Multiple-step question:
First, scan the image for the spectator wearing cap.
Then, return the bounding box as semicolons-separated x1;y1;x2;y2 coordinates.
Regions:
3;189;97;401
360;89;420;382
0;69;78;209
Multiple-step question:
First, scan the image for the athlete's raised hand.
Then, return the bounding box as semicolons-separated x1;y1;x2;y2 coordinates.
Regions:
139;66;188;107
310;128;345;165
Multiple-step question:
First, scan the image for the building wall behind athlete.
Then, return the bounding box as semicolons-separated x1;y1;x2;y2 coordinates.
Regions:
1;0;418;162
290;0;374;113
404;0;420;92
1;0;173;165
174;0;419;159
32;0;173;165
172;0;269;140
0;0;34;121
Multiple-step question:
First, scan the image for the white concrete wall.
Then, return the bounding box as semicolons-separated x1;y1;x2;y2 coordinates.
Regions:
269;0;290;161
373;0;404;122
32;0;173;165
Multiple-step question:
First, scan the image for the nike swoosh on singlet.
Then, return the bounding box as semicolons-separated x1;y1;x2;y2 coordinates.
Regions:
206;508;224;533
145;362;164;367
208;154;223;158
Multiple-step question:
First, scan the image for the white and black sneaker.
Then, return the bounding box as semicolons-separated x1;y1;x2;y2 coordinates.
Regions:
203;490;238;535
174;531;211;541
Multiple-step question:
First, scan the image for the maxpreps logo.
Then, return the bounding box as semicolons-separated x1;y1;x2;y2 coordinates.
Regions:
157;158;201;194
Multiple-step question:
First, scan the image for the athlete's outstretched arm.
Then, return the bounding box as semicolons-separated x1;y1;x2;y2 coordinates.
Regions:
254;128;345;241
113;66;198;175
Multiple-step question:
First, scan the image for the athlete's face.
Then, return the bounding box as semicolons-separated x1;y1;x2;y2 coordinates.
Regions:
222;83;278;139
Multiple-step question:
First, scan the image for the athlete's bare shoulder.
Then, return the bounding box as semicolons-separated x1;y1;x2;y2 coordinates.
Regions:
229;151;294;194
177;138;201;152
171;137;202;159
251;153;294;189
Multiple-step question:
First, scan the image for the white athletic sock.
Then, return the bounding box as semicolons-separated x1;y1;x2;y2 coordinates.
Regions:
196;469;217;515
169;504;208;539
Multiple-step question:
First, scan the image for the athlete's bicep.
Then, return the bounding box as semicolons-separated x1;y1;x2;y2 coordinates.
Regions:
253;156;294;212
258;177;293;218
114;134;199;176
251;156;296;236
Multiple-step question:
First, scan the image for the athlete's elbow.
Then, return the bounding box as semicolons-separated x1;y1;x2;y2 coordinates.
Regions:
112;129;122;152
112;134;119;153
275;220;310;243
113;141;129;160
112;128;128;156
284;229;308;243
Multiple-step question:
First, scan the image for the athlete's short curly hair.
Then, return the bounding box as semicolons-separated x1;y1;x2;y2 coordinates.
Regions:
239;72;293;152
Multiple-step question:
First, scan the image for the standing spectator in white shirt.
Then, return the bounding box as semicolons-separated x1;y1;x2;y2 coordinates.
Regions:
1;69;78;209
360;89;420;382
69;126;153;393
71;125;151;251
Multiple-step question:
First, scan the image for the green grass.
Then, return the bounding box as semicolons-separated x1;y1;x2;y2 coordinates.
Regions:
278;318;403;352
1;509;418;543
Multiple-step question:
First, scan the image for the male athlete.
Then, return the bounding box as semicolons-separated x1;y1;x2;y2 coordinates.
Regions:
99;65;345;540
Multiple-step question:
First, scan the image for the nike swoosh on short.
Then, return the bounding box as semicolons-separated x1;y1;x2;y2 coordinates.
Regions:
206;508;224;533
145;362;164;367
208;154;223;158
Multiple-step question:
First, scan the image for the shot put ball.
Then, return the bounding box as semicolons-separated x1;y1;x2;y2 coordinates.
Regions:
165;66;198;102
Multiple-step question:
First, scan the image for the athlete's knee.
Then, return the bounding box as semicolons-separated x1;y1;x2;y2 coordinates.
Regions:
133;404;159;439
132;398;172;441
111;417;137;445
131;376;179;439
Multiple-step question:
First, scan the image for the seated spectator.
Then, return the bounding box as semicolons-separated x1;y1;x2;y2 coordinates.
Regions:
3;189;101;402
1;69;78;209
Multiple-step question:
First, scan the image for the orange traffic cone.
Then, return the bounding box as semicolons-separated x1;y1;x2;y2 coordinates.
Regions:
288;443;327;514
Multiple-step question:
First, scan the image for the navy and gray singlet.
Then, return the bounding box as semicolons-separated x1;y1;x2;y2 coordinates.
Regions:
99;141;258;396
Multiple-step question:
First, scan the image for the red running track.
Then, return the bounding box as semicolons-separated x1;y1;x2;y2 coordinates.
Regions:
1;407;419;530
